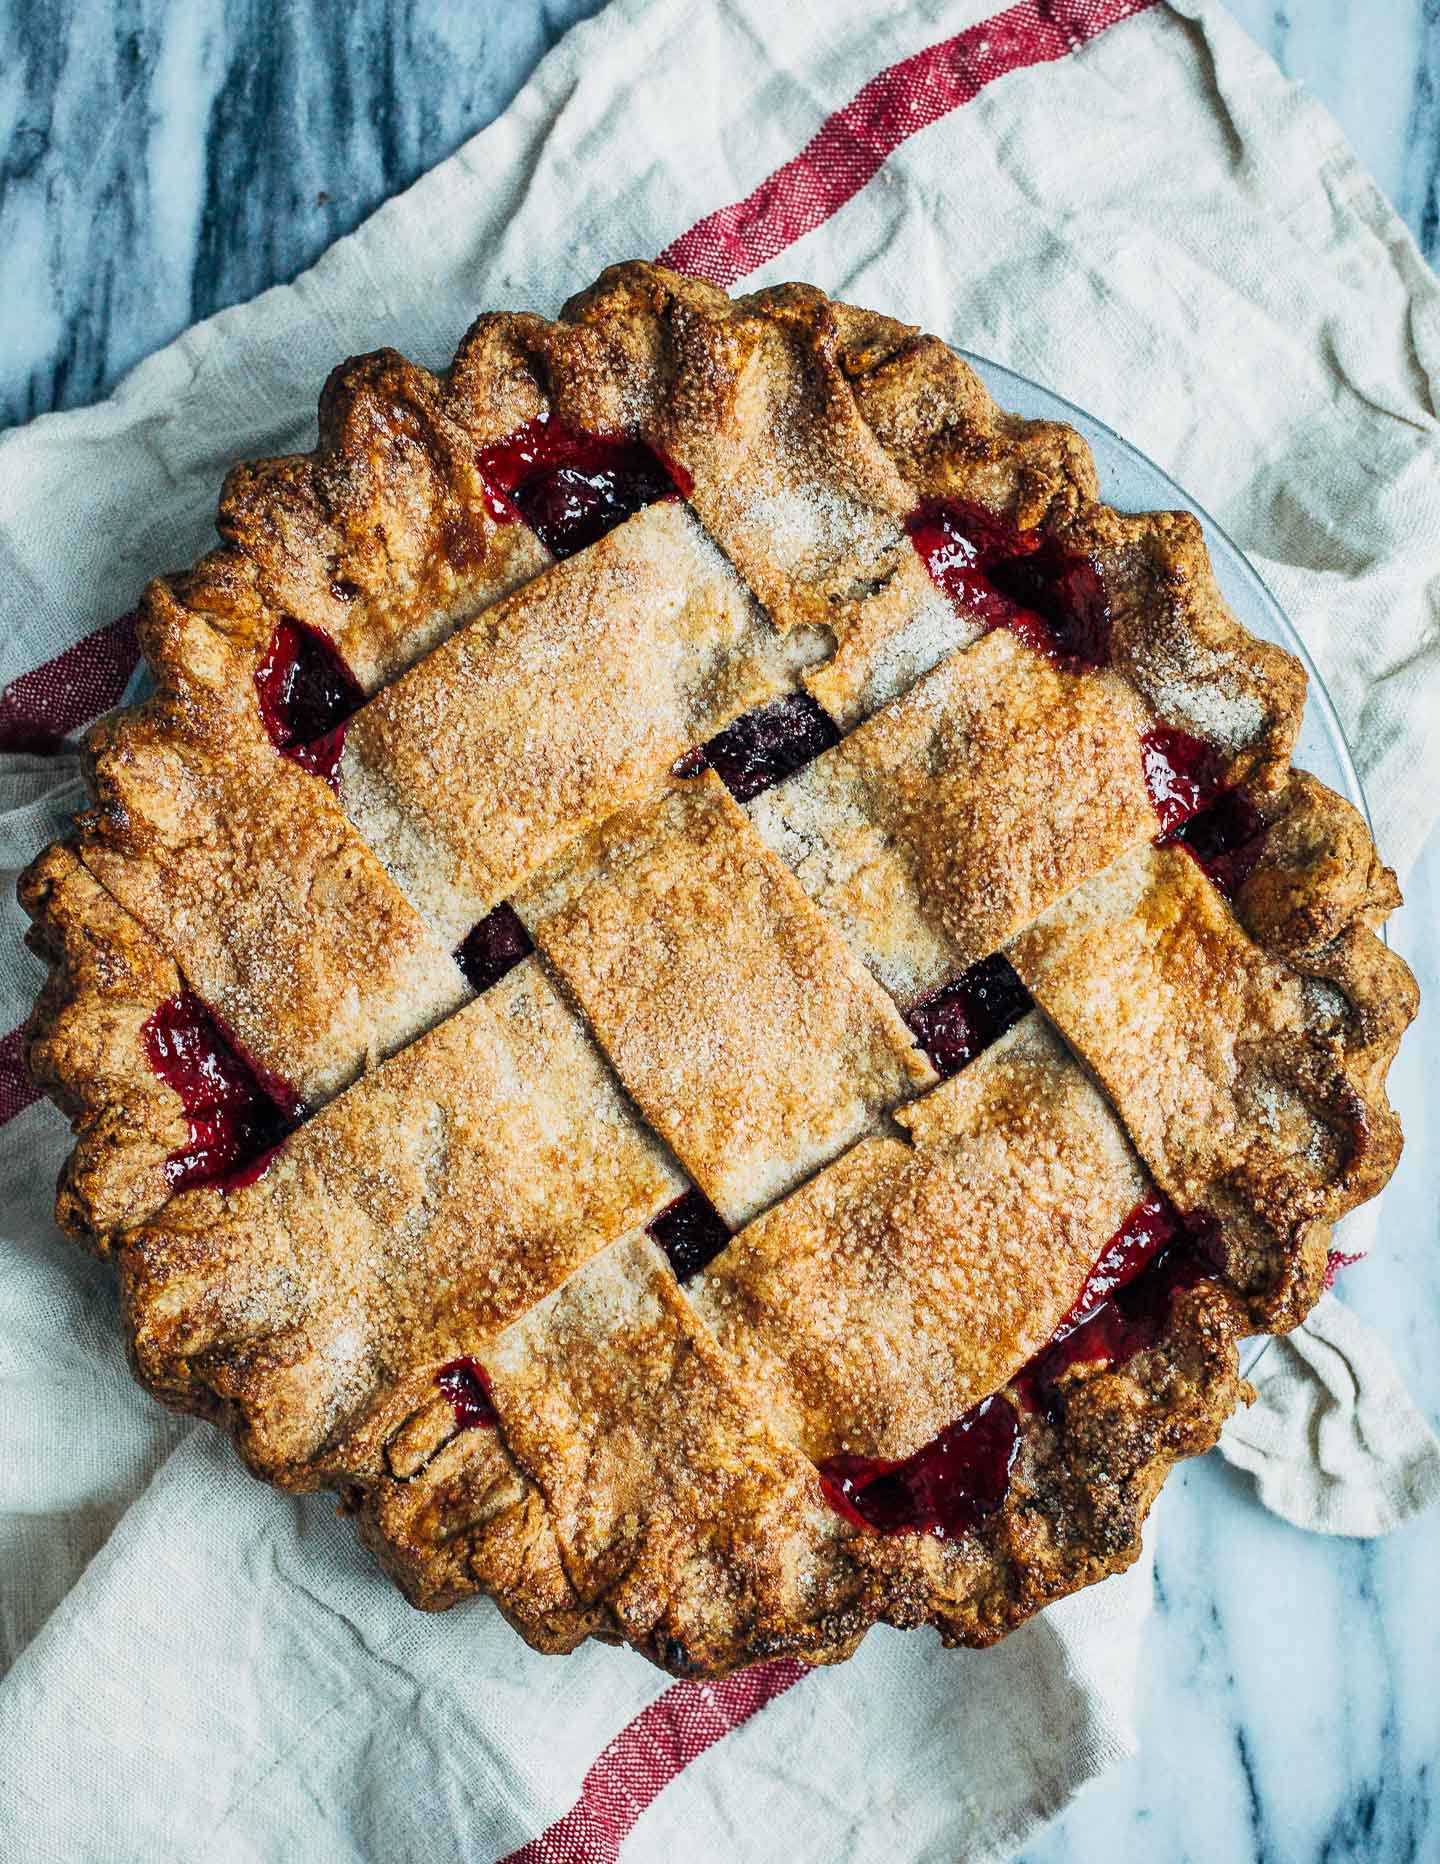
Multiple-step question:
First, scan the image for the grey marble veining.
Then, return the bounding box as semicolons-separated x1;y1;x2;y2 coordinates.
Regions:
2;4;1438;1861
1;0;606;426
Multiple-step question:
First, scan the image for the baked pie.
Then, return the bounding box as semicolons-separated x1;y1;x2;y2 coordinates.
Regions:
20;264;1416;1678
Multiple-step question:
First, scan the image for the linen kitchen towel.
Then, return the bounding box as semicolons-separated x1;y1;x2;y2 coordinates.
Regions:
1;1;1437;1858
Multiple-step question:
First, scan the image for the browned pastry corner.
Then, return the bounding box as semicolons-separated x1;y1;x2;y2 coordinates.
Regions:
18;262;1414;1678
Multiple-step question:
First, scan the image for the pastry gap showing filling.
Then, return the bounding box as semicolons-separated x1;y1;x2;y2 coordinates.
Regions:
817;1190;1219;1540
477;416;692;559
1013;1194;1218;1420
254;617;365;789
671;692;842;803
647;1187;732;1282
143;990;301;1193
906;499;1109;672
453;903;534;994
436;1357;498;1430
1141;727;1267;897
819;1394;1020;1541
903;954;1033;1080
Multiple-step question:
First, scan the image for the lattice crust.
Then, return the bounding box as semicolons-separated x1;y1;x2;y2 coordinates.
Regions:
76;587;470;1101
538;266;1304;761
121;960;681;1485
19;262;1416;1680
477;1234;873;1674
339;503;828;945
1006;774;1412;1329
520;769;936;1227
538;268;1097;709
748;629;1156;1001
691;1016;1147;1462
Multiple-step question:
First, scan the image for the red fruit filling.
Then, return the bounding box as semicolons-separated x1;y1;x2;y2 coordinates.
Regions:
1015;1198;1218;1423
647;1189;731;1282
254;618;364;788
436;1358;497;1430
906;498;1109;672
143;990;300;1192
676;693;841;803
453;903;533;994
1141;726;1268;895
1159;787;1266;899
904;953;1033;1079
1139;724;1230;834
477;416;691;559
820;1191;1220;1539
819;1394;1020;1541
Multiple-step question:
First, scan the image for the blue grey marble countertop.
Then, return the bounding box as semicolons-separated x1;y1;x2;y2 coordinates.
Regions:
2;4;1437;1860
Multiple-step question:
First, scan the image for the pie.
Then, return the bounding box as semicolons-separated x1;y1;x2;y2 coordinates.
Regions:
20;264;1416;1678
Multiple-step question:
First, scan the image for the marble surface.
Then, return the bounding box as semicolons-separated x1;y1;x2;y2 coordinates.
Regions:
1;3;1437;1860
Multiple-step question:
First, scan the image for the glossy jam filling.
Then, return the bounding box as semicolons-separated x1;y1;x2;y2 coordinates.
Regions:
453;903;533;994
1141;726;1268;895
143;991;300;1192
1016;1210;1216;1423
1139;724;1230;834
819;1393;1019;1541
436;1357;497;1430
676;692;841;804
820;1192;1218;1539
647;1188;731;1282
906;498;1110;672
477;416;691;559
1159;787;1266;899
254;618;364;788
904;953;1033;1079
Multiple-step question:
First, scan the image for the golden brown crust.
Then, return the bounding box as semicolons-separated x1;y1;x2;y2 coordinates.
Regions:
750;630;1157;1001
691;1015;1147;1462
120;961;681;1484
75;640;471;1107
861;1278;1242;1646
1006;771;1415;1329
18;261;1413;1677
339;504;826;943
479;1235;873;1675
208;346;552;692
522;770;936;1227
1233;773;1416;1241
18;842;187;1244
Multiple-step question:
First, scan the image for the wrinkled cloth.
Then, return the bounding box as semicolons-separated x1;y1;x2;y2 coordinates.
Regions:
1;1;1437;1857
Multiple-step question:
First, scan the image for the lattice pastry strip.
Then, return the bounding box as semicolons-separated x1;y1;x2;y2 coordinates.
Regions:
519;768;937;1227
748;628;1156;1004
121;958;681;1483
74;588;470;1109
690;1014;1147;1464
338;502;828;946
1005;775;1413;1324
477;1232;869;1674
